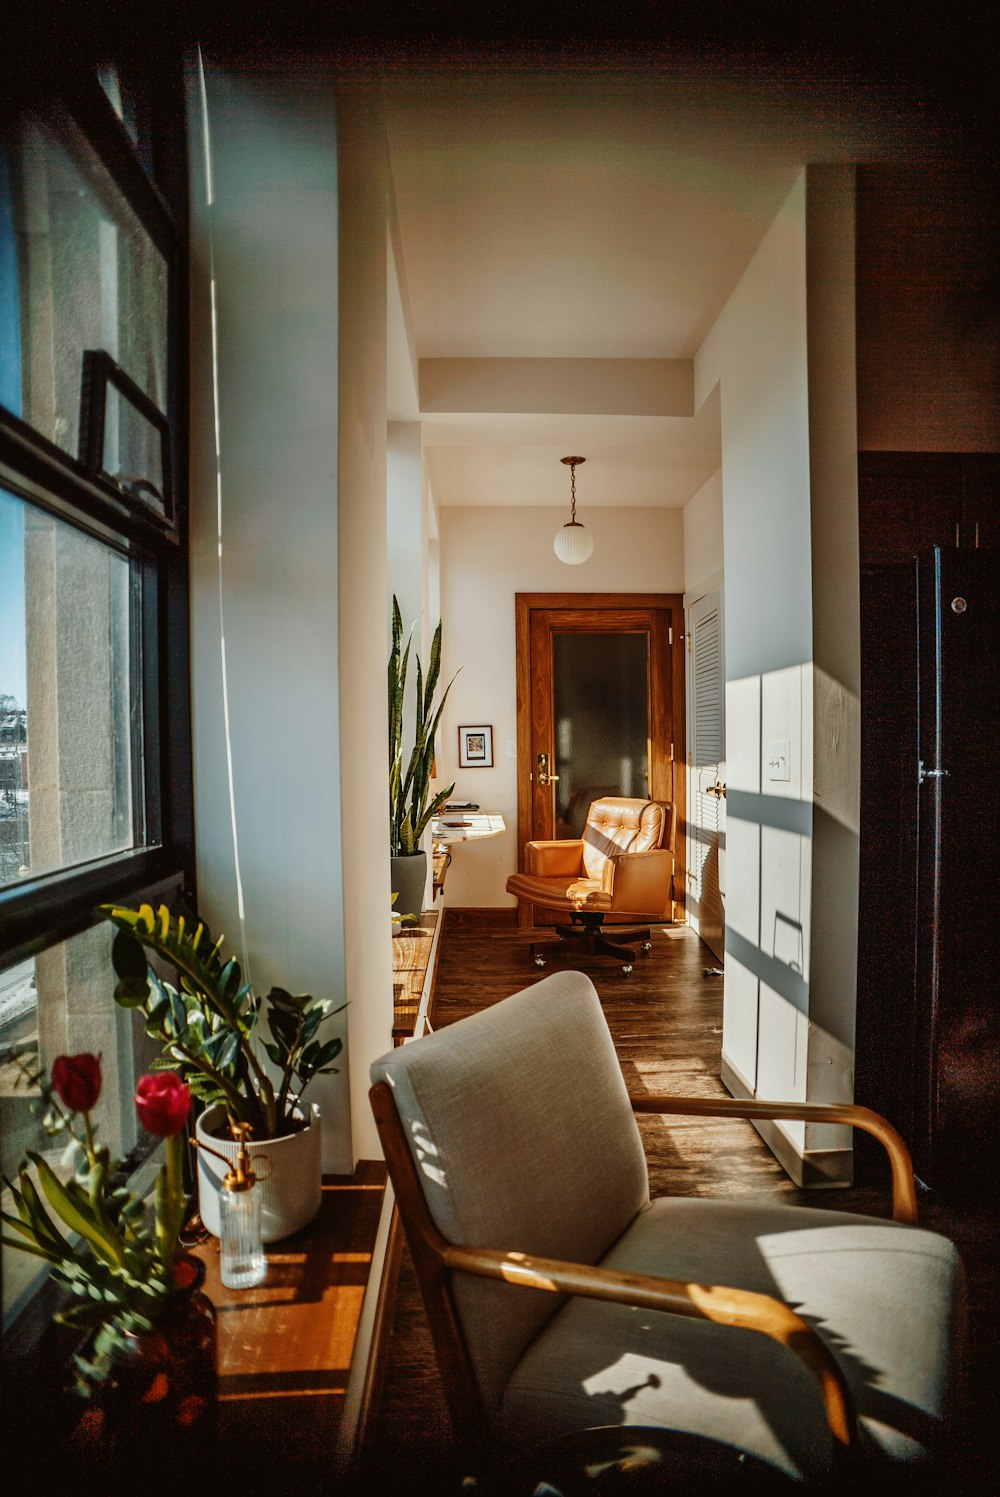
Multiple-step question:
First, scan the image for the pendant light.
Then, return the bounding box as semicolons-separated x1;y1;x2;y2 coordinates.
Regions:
553;455;594;565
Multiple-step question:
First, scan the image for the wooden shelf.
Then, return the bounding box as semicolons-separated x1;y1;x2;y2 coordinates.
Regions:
1;1163;387;1493
392;911;438;1046
191;1161;387;1489
432;846;451;897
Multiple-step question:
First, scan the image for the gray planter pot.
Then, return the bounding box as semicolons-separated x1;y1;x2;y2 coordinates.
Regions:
391;850;427;928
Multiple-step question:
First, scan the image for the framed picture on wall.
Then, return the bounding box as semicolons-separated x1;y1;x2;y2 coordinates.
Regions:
458;724;493;768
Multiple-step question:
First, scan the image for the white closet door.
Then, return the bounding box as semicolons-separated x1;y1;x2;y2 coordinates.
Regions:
686;589;725;961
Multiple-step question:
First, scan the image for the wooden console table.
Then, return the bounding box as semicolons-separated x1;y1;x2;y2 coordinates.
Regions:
1;1163;387;1494
392;910;438;1046
191;1160;386;1491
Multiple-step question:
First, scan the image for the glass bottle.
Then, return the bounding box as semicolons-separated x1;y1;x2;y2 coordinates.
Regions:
217;1124;267;1290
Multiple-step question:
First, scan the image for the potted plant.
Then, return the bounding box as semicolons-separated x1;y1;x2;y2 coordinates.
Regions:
389;595;459;924
0;1053;215;1431
99;900;344;1242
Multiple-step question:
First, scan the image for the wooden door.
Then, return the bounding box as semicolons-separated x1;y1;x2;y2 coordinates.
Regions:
514;593;685;924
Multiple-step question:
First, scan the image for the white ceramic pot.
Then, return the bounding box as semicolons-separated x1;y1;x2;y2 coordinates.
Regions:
194;1102;322;1244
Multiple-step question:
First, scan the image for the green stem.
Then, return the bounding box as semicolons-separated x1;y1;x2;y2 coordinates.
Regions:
165;1037;256;1127
82;1111;97;1164
155;1132;187;1270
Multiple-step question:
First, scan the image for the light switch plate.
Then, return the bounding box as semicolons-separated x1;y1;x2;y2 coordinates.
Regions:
506;739;517;759
767;739;790;781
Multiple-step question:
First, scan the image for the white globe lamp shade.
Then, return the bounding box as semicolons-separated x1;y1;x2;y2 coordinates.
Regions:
554;522;594;565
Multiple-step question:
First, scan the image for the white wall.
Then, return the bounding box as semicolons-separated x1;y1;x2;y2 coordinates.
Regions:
438;504;685;908
337;83;395;1164
694;168;860;1185
187;63;351;1169
388;419;435;910
683;466;724;600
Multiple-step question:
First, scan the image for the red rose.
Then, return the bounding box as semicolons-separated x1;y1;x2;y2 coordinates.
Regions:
51;1053;102;1113
135;1073;191;1137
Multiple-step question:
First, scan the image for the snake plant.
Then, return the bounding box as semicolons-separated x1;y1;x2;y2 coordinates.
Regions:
389;595;459;857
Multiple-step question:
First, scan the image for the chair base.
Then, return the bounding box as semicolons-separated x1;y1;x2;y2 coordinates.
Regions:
529;911;654;975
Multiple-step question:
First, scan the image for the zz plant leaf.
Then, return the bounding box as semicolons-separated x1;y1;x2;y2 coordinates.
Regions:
99;900;345;1141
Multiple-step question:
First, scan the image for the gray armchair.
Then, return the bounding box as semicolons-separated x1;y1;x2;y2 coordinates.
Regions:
369;971;965;1485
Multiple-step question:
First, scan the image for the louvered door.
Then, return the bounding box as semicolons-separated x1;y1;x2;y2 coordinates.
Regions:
687;590;725;960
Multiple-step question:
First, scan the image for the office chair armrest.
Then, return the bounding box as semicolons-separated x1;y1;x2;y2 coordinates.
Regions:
605;846;673;911
526;839;585;876
630;1094;918;1224
441;1240;857;1464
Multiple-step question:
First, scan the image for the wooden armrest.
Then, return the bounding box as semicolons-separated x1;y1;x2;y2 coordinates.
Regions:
630;1094;918;1225
442;1241;856;1463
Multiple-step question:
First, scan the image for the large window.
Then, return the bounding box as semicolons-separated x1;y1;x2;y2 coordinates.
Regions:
1;486;136;886
0;50;191;1330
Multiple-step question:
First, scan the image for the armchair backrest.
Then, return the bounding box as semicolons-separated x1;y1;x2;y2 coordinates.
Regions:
582;797;669;881
369;971;649;1412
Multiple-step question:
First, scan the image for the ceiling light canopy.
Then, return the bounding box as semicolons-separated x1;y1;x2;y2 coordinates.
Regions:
554;455;593;565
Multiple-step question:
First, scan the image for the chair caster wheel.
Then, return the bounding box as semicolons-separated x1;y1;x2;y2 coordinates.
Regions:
641;942;652;954
622;964;633;975
534;956;546;968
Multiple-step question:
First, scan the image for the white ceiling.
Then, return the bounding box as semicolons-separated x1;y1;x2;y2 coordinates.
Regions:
381;52;938;510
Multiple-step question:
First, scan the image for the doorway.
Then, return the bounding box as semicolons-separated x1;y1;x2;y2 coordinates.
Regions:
514;592;686;926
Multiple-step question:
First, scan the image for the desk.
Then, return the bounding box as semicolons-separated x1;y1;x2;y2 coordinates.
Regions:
432;811;505;844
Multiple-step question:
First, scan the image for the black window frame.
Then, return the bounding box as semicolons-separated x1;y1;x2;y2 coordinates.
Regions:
0;51;194;970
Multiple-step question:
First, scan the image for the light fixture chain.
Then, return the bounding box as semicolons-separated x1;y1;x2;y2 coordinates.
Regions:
570;461;577;523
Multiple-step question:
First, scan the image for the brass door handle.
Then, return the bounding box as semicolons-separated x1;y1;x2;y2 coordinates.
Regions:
706;781;727;799
537;753;560;788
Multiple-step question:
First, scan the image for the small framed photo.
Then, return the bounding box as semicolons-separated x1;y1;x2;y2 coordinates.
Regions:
458;724;493;768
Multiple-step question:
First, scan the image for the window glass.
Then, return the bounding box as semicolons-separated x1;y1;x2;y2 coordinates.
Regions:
0;486;138;888
1;921;162;1325
1;112;167;464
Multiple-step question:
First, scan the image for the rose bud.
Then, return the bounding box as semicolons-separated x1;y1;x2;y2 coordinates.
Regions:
135;1073;191;1137
51;1053;102;1114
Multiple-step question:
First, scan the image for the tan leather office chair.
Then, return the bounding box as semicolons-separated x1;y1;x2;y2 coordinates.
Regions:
369;972;965;1487
506;796;673;973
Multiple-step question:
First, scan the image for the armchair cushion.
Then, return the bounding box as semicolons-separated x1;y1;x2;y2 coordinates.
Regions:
501;1197;965;1480
581;797;667;881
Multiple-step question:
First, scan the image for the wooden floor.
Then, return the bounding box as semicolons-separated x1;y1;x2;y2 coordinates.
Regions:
349;912;998;1495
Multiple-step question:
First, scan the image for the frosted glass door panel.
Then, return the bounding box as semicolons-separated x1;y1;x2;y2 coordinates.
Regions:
552;632;649;839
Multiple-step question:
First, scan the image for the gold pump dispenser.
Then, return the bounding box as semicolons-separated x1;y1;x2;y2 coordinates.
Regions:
194;1122;268;1288
223;1122;257;1193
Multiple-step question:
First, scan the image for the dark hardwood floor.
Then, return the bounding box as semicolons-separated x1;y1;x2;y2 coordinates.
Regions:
349;913;997;1496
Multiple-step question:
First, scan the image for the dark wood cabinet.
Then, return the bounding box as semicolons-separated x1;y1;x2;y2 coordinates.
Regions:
858;451;999;564
857;452;1000;1196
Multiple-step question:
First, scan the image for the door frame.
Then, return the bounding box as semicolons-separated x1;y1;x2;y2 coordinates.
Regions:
514;591;686;922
